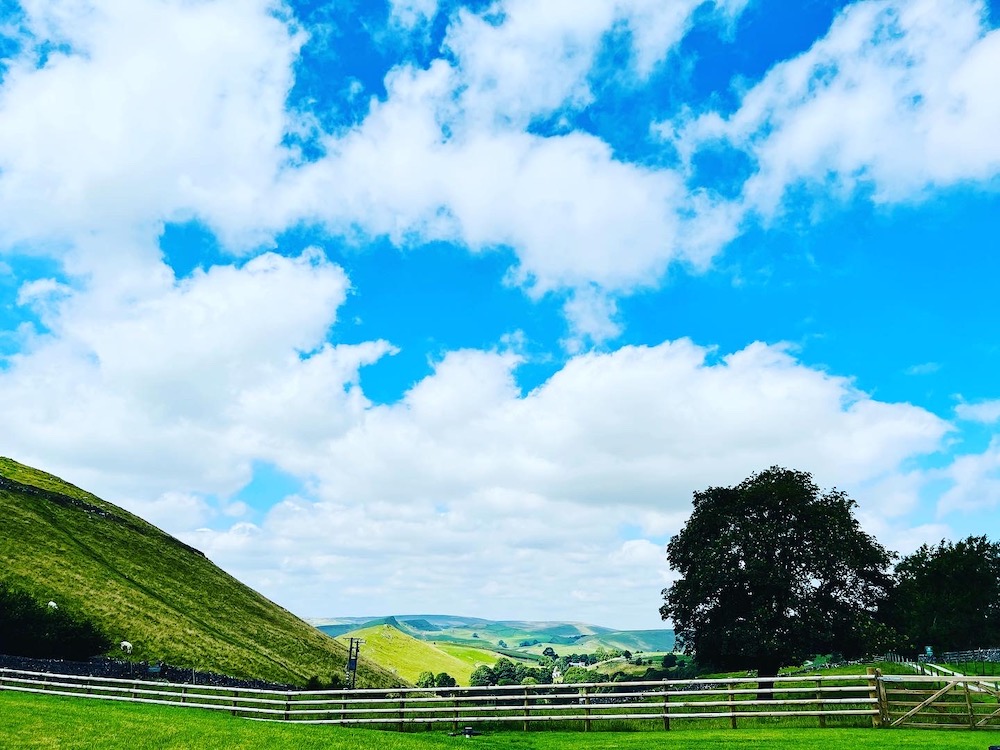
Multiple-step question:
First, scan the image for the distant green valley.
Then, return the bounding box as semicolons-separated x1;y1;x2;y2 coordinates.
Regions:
313;614;675;684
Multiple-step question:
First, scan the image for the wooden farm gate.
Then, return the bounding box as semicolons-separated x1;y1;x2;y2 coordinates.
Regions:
879;672;1000;729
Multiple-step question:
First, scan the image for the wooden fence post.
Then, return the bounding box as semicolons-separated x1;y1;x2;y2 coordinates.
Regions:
866;667;883;727
662;691;670;731
963;681;975;729
816;679;826;728
729;680;738;729
523;687;529;732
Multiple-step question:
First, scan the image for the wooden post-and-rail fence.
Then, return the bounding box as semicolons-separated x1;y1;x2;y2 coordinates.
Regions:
1;667;999;732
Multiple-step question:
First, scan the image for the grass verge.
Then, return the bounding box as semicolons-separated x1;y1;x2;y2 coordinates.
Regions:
2;690;997;750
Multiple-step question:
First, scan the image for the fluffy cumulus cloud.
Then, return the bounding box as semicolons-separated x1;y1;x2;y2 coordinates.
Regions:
0;0;302;251
674;0;1000;217
268;0;748;342
0;249;393;500
188;339;950;625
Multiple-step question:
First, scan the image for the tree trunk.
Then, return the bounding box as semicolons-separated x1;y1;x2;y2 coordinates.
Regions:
755;658;781;701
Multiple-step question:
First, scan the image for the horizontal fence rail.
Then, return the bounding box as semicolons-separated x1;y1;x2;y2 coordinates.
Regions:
940;648;1000;664
0;668;886;731
879;673;1000;730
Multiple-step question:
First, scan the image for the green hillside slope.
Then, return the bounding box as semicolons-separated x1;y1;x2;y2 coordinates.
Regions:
0;458;398;688
339;624;501;685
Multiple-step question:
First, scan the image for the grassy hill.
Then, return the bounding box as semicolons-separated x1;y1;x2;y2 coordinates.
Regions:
0;457;398;688
337;624;502;685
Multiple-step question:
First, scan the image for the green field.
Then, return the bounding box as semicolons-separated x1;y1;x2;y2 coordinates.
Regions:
339;625;500;685
0;457;397;687
336;624;545;684
1;690;995;750
435;641;517;668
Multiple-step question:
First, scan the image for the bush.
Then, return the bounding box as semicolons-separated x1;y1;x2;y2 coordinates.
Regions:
434;672;456;688
469;665;494;686
0;582;111;660
416;671;436;688
561;666;593;683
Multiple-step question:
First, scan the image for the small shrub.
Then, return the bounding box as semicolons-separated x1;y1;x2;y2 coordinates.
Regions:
416;671;436;688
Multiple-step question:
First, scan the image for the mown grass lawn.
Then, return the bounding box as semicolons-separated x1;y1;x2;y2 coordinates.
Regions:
2;691;996;750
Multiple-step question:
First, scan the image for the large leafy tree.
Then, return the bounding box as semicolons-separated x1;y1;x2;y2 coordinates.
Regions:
888;536;1000;653
660;467;894;680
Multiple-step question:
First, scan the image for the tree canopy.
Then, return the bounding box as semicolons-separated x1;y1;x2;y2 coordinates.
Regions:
887;535;1000;653
660;466;894;678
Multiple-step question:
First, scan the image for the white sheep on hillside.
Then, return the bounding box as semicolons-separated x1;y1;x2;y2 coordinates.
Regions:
120;641;133;655
47;601;58;609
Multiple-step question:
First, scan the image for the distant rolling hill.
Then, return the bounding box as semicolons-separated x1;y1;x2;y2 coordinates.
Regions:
0;457;398;688
313;613;675;661
335;623;500;685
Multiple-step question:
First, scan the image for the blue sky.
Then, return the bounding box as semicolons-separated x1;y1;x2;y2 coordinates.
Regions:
1;0;999;630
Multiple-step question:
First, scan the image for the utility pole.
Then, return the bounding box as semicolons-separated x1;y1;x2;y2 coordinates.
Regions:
346;638;364;689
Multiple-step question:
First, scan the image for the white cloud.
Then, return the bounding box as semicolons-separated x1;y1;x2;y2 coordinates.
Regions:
0;0;303;251
187;339;949;626
258;1;756;342
562;287;623;351
955;398;1000;423
675;0;1000;217
389;0;438;29
935;437;1000;514
284;64;699;288
0;249;393;500
122;491;216;531
444;0;744;126
0;0;755;345
16;278;73;308
905;362;941;376
276;63;738;342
